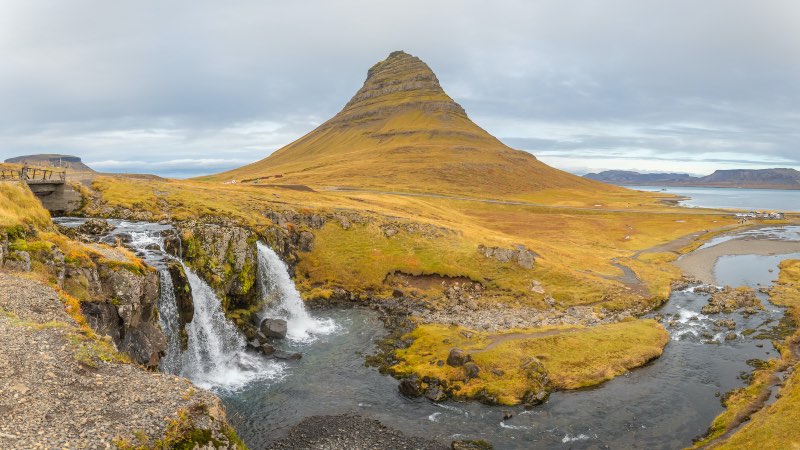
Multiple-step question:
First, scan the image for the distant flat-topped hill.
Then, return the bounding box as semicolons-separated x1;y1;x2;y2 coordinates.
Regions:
203;51;622;199
4;154;96;173
585;168;800;190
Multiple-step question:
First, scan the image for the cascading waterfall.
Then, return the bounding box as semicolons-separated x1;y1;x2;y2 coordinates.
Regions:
157;269;182;374
61;218;335;390
256;242;338;341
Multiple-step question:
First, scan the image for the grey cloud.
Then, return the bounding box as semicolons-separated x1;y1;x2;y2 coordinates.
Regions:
0;0;798;177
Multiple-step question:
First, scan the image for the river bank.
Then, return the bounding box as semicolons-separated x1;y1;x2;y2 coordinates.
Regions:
676;226;800;284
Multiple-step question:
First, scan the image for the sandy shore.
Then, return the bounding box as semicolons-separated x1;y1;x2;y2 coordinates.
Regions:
675;238;800;284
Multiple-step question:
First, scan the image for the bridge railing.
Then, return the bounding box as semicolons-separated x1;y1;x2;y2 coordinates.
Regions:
0;166;66;183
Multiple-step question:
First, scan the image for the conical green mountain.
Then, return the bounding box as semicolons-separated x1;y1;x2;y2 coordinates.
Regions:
208;51;617;198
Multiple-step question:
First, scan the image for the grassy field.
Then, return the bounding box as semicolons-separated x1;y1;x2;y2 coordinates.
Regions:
85;175;736;311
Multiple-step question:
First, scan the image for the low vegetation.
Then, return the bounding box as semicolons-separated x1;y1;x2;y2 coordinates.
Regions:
391;319;669;405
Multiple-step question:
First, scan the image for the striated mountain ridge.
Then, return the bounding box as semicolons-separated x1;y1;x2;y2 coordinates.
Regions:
586;168;800;189
207;51;618;199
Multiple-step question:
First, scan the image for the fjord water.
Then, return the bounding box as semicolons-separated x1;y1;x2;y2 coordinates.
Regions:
55;218;799;448
627;185;800;211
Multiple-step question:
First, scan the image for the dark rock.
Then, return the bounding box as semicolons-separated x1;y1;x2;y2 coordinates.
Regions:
162;232;182;257
260;318;288;339
447;348;471;367
296;231;315;252
725;332;738;341
425;380;447;402
166;261;194;345
398;374;423;398
260;344;277;356
464;362;480;379
452;440;494;450
273;349;301;360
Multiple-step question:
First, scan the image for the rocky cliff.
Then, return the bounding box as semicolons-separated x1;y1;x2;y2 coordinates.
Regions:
0;226;167;368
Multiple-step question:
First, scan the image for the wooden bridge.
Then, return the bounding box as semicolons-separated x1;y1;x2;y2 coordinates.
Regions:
0;165;79;214
0;166;66;184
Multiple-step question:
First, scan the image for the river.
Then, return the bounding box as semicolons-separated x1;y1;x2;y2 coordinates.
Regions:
54;216;800;449
625;186;799;212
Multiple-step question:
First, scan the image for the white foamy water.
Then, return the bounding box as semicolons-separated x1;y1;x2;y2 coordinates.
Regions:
157;269;183;374
256;242;337;342
181;262;284;390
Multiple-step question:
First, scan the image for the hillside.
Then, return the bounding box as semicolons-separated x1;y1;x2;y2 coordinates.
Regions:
4;154;96;173
585;168;800;189
204;51;622;200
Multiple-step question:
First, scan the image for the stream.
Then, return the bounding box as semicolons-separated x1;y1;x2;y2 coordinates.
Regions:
54;218;800;449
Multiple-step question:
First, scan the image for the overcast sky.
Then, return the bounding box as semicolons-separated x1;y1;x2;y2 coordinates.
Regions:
1;1;798;178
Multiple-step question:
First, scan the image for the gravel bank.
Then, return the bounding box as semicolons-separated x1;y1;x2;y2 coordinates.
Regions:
0;272;236;449
675;238;800;284
266;414;449;450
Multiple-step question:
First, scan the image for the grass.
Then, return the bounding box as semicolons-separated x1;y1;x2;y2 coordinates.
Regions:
84;174;735;316
391;319;669;405
0;181;52;230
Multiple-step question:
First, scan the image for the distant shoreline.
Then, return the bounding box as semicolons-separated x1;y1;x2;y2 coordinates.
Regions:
624;183;800;191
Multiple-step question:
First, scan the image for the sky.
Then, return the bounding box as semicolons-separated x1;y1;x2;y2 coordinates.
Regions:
1;0;798;178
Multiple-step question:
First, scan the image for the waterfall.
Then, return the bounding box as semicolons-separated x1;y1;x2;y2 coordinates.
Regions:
180;262;282;389
256;242;337;341
157;269;182;374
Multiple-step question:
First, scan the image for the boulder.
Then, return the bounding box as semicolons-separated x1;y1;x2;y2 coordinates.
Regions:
76;218;115;236
464;362;480;379
398;374;423;398
452;440;494;450
424;381;447;402
446;348;471;367
260;318;288;339
273;349;301;360
260;344;277;356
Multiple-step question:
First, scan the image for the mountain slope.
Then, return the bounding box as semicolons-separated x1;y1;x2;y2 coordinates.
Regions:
585;168;800;189
205;51;621;199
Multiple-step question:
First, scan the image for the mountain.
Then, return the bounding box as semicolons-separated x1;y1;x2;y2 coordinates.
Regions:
584;170;696;185
4;154;96;173
585;168;800;190
206;51;618;198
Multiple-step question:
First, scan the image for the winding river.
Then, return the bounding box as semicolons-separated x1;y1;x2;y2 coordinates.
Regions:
55;216;800;449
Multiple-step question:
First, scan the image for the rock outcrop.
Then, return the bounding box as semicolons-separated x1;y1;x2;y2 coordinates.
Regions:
477;244;537;269
701;286;762;315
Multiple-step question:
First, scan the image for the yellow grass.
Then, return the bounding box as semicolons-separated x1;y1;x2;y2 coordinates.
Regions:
0;182;51;230
392;320;669;405
84;174;735;312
